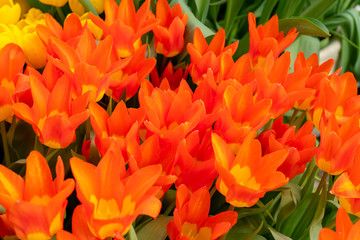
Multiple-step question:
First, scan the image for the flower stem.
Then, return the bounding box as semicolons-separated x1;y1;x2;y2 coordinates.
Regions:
1;121;10;166
289;109;299;126
56;7;65;22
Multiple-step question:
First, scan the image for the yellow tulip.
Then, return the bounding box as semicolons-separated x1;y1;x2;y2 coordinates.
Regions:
79;12;103;39
69;0;104;16
0;0;21;24
38;0;67;7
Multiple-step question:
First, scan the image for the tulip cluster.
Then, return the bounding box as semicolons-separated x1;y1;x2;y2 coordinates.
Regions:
0;0;360;239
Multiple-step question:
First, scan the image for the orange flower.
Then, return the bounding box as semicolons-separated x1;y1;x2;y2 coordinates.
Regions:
187;27;238;84
108;44;156;101
138;80;206;141
89;101;144;158
257;116;317;179
174;131;217;192
0;214;15;238
90;0;158;58
0;151;75;239
12;72;89;148
153;0;188;57
214;84;272;144
248;12;297;64
211;132;288;207
167;184;238;240
0;43;28;122
70;146;162;239
331;151;360;216
319;207;360;239
48;28;129;102
316;113;360;175
150;61;188;90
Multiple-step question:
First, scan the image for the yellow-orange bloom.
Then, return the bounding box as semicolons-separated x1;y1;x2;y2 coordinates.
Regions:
319;207;360;239
70;146;162;239
212;132;288;207
69;0;104;16
167;184;238;240
153;0;188;57
38;0;67;7
12;73;89;149
0;151;75;239
0;0;21;24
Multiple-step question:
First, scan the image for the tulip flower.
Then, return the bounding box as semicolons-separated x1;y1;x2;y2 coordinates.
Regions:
167;184;238;240
0;43;27;122
150;61;188;90
12;72;89;149
319;207;360;239
89;101;144;158
187;27;238;84
316;113;360;175
331;149;360;216
69;0;104;16
211;132;288;207
257;116;317;179
38;0;67;7
0;151;75;239
70;146;163;239
0;0;21;24
153;0;188;57
248;12;297;64
90;0;158;58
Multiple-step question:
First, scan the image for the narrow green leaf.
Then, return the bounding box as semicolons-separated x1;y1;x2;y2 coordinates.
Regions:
237;199;273;219
269;227;292;240
276;0;302;19
78;0;99;16
194;0;210;22
24;0;51;12
309;182;327;240
137;215;173;240
128;225;138;240
224;0;244;37
259;0;278;24
279;17;330;37
170;0;215;41
300;0;337;18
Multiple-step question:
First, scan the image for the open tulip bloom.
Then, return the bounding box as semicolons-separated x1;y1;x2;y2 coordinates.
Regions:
1;0;360;239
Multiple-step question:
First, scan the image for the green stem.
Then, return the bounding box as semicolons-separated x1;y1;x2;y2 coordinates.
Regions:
314;172;328;197
107;97;113;116
1;121;10;166
78;0;99;16
45;148;60;162
299;159;315;186
302;164;318;195
289;109;299;126
293;110;307;131
164;201;175;216
56;7;65;22
209;185;217;198
262;119;274;132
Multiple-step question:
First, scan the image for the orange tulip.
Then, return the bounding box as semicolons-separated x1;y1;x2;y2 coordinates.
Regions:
316;113;360;175
90;0;158;58
0;151;75;239
108;44;156;101
153;0;188;57
12;72;89;149
0;214;15;238
70;146;162;239
0;43;28;122
319;207;360;239
214;84;272;145
248;12;297;64
211;132;288;207
89;101;144;158
138;79;206;142
150;61;188;90
174;131;217;192
187;27;238;84
257;116;317;179
331;150;360;216
167;184;238;240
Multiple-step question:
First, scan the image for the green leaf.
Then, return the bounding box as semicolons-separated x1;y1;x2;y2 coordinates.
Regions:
279;17;330;37
237;200;273;219
194;0;210;22
276;0;303;19
259;0;278;24
300;0;337;18
137;215;173;240
269;227;292;240
274;183;302;229
309;182;327;240
226;215;264;240
285;35;320;72
78;0;99;16
170;0;215;42
24;0;51;12
224;0;244;38
128;225;138;240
